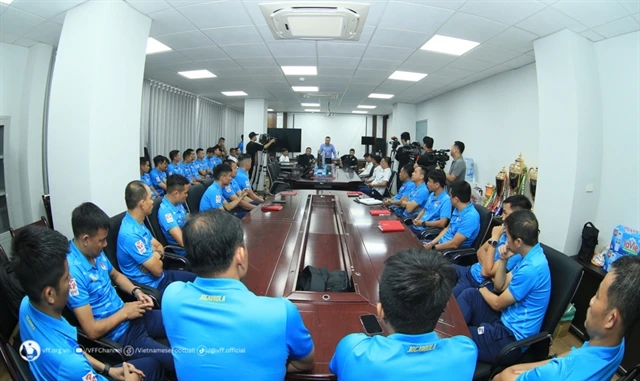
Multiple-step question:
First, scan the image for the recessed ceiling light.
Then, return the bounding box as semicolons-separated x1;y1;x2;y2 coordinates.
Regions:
389;70;428;82
0;0;14;4
221;91;248;96
301;103;320;107
292;86;319;92
146;37;172;54
178;70;216;79
352;111;368;114
368;93;394;99
281;66;317;75
305;109;321;112
420;35;480;56
357;105;376;109
268;109;274;111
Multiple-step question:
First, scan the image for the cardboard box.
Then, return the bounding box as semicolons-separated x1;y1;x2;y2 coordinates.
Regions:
604;225;640;272
552;320;572;340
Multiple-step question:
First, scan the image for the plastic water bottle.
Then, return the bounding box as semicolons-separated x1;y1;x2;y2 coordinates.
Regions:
614;230;622;251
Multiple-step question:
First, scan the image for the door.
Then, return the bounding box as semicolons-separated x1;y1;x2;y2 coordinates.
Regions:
416;119;428;142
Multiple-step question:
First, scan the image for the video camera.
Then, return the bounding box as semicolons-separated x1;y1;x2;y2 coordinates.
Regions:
433;149;451;169
259;133;276;145
389;137;401;151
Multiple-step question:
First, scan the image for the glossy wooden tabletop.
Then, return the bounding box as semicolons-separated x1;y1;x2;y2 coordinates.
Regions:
241;190;470;379
285;167;364;190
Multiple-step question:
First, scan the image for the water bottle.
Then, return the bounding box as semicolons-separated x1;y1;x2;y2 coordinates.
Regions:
614;229;622;251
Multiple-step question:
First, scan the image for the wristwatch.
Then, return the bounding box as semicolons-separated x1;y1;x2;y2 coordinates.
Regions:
488;239;499;248
101;364;111;376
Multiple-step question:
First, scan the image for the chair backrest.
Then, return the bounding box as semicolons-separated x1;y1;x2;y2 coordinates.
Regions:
619;363;640;381
146;197;169;247
185;184;206;214
9;217;49;238
385;170;396;198
42;194;53;230
1;333;36;381
104;212;126;272
472;204;493;250
201;179;214;189
0;248;23;341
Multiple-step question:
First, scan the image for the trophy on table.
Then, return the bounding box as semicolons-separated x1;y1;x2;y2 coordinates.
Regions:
509;153;527;195
484;166;508;215
528;167;538;207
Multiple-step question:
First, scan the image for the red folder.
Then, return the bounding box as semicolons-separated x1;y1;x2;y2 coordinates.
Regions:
261;205;283;212
378;220;405;232
279;191;297;196
370;209;392;216
347;191;363;197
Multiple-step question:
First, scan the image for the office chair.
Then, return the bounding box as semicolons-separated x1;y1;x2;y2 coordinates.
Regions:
42;194;53;229
266;162;291;194
1;333;35;381
9;217;49;238
472;243;584;380
143;198;190;270
201;179;214;189
440;204;493;266
620;363;640;381
383;170;396;198
185;183;206;214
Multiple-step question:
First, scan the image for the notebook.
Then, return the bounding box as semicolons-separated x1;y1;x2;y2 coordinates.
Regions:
279;191;297;196
347;191;363;197
378;220;405;232
370;209;392;216
358;198;383;206
261;205;283;212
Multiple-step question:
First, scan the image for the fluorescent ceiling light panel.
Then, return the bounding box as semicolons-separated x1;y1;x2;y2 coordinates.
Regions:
389;70;427;82
292;86;319;92
357;105;376;109
146;37;172;54
352;111;368;114
305;109;321;112
178;70;216;79
368;93;394;99
301;103;320;107
0;0;14;4
221;91;248;96
268;109;274;111
420;35;479;56
281;66;317;75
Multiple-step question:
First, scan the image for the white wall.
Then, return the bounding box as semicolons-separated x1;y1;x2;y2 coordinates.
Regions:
416;64;539;188
290;113;373;158
594;31;640;245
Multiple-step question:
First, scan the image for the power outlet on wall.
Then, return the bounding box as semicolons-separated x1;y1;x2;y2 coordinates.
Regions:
586;183;594;193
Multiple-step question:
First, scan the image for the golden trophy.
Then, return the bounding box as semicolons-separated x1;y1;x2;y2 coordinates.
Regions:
509;154;526;194
528;167;538;202
485;167;508;213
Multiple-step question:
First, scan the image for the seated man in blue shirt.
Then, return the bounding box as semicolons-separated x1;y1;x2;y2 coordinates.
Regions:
118;181;196;294
329;249;477;379
139;157;159;198
221;159;254;218
195;148;210;178
167;150;184;177
496;255;640;381
12;226;162;381
452;195;532;298
236;154;265;204
67;202;175;373
150;155;168;197
394;166;429;218
162;210;316;379
200;164;248;213
410;169;451;237
383;164;415;210
158;174;190;256
423;181;480;252
457;210;551;364
181;149;202;184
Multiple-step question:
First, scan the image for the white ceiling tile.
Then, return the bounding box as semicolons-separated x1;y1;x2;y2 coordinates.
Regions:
149;8;197;36
580;29;605;41
358;58;402;71
363;0;391;26
275;56;317;66
244;67;282;75
460;0;546;25
24;21;63;46
198;58;240;70
501;54;536;69
354;25;375;44
370;27;430;49
363;45;415;61
317;42;367;58
11;0;86;20
401;0;466;11
378;1;453;34
593;16;640;37
0;32;20;44
0;8;46;36
126;0;171;15
177;1;252;29
220;43;271;59
318;67;356;77
0;4;7;15
12;37;38;47
319;57;362;68
256;24;280;43
268;42;316;57
433;66;475;80
618;0;640;14
633;13;640;23
421;73;457;85
234;57;277;68
351;68;393;83
464;44;521;63
167;0;212;7
202;26;263;46
214;68;250;77
155;60;228;73
155;30;213;50
241;0;268;26
50;12;66;24
178;46;227;61
318;76;352;86
485;27;539;53
404;50;458;71
553;0;629;28
438;12;510;43
145;50;191;66
517;7;589;36
448;57;496;72
252;75;287;83
374;79;415;93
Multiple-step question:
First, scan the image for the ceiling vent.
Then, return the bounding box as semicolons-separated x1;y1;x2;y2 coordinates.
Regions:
302;92;339;99
260;2;370;41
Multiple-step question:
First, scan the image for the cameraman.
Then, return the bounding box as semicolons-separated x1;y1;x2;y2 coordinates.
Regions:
416;136;437;173
446;141;466;189
246;131;276;178
394;132;413;187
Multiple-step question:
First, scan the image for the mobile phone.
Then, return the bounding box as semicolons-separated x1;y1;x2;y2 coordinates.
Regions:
273;199;287;204
360;314;383;335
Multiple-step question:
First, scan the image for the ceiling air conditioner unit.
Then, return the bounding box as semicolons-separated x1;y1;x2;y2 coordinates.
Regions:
260;2;370;41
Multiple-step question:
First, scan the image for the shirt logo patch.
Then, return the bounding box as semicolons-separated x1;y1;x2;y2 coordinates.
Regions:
100;262;107;271
407;344;437;353
69;278;79;296
165;213;174;223
216;195;221;203
89;274;98;282
477;326;485;335
135;240;146;254
82;372;98;381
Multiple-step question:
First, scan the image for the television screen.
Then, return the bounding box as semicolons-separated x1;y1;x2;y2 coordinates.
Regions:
267;128;302;153
361;136;375;145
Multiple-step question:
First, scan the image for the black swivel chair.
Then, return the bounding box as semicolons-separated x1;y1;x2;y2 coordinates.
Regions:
441;204;494;266
620;363;640;381
1;333;36;381
143;198;190;270
383;170;396;198
201;179;214;189
473;243;584;380
185;183;206;214
267;162;291;194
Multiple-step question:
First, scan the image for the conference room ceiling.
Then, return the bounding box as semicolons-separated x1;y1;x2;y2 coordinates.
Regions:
1;1;639;115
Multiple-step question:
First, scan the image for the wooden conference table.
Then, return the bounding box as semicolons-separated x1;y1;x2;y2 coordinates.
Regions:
240;190;470;379
285;167;364;191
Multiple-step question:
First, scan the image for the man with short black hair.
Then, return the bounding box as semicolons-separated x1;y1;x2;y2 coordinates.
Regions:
218;137;226;156
411;169;451;236
167;150;184;176
341;148;358;168
158;174;190;256
237;154;264;204
457;210;550;364
181;149;202;183
200;164;248;213
395;166;429;218
139;157;159;198
279;148;290;163
117;181;196;294
150;155;168;196
299;147;316;167
319;136;337;164
383;164;415;210
14;226;163;381
329;249;477;379
246;132;276;177
446;141;466;189
359;153;374;178
394;132;414;186
162;210;316;379
416;136;437;173
221;159;253;218
195;148;209;177
360;156;392;199
228;147;238;163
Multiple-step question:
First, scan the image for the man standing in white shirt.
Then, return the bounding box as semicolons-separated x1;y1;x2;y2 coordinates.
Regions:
360;156;392;199
279;148;290;163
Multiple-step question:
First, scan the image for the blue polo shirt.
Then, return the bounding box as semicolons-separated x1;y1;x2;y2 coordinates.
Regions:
393;180;415;201
150;168;167;196
162;278;314;380
19;297;108;381
167;163;183;176
501;243;551;341
439;203;480;248
158;196;187;256
187;162;201;180
402;182;429;217
116;212;165;289
67;241;129;341
200;182;225;212
140;173;156;198
329;331;477;380
238;140;244;153
469;234;522;283
195;159;208;174
210;156;222;169
222;180;239;201
420;190;452;223
517;340;625;381
236;168;251;190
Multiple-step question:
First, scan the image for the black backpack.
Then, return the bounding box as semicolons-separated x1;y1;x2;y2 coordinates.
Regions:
297;266;351;292
578;222;599;262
